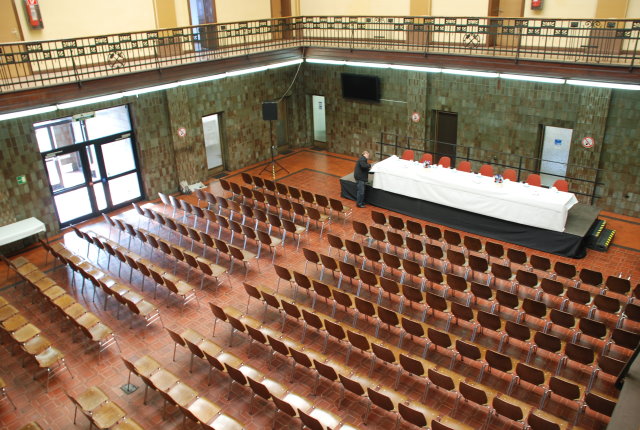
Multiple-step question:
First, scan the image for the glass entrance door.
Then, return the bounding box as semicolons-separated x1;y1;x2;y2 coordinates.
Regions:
36;105;143;227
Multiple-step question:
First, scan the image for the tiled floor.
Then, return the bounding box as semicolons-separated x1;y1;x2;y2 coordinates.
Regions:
0;148;638;430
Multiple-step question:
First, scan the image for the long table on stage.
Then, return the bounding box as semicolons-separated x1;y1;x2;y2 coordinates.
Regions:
340;158;599;258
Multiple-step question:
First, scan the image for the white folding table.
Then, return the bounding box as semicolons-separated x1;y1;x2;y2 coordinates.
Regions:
370;156;578;232
0;218;47;247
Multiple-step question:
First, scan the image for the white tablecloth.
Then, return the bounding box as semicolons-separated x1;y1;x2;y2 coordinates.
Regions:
0;218;46;247
370;156;578;232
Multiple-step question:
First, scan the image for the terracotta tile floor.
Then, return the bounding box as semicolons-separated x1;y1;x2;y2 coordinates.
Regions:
0;148;638;430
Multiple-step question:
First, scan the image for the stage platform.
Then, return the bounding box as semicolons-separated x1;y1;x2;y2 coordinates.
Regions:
340;173;600;259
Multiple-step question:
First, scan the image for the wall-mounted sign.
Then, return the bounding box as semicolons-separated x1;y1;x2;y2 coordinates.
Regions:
16;175;27;185
411;112;421;123
581;136;595;149
177;127;187;137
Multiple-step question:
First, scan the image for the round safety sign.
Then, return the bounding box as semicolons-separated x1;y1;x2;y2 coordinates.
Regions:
177;127;187;137
411;112;421;123
581;136;595;149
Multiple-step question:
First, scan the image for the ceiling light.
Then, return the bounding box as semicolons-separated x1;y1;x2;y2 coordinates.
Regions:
57;93;124;110
122;82;180;97
500;73;565;84
566;79;640;90
390;64;441;73
442;69;499;78
267;59;304;69
345;61;390;68
305;58;346;65
226;65;269;77
0;106;57;122
179;74;226;86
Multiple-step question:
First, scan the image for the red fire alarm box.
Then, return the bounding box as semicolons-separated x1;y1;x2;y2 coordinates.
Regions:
24;0;44;29
531;0;543;9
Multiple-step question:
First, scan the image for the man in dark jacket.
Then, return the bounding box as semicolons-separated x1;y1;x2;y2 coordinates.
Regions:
353;150;371;207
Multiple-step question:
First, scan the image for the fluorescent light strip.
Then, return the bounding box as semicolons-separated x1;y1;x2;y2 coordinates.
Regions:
442;69;499;78
0;106;57;121
390;64;442;73
500;73;565;84
567;79;640;91
179;74;226;86
267;59;303;69
345;61;389;69
305;58;346;65
122;82;181;97
57;93;124;110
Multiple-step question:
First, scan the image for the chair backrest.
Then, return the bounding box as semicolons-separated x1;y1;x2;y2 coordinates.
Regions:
438;156;451;168
419;153;433;164
493;396;524;423
549;376;581;402
485;350;512;373
459;380;488;406
533;331;561;353
526;173;541;187
502;168;517;182
398;403;428;427
372;343;396;365
479;164;493;177
457;160;472;172
401;149;415;161
427;368;455;391
367;387;394;411
515;362;545;386
313;359;338;381
553;179;569;192
585;392;616;417
455;339;481;361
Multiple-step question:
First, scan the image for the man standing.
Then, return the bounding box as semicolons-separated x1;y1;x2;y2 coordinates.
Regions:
354;150;371;208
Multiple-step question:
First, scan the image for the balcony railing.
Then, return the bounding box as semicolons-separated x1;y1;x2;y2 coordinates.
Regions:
1;16;639;93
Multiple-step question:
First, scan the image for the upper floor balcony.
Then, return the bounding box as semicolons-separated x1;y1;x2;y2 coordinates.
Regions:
1;15;639;112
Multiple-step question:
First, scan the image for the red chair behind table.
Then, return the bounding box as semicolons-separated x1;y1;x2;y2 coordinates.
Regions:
401;150;415;161
502;169;517;182
438;156;451;168
526;173;541;187
457;161;471;172
420;153;433;164
479;164;494;177
553;179;569;192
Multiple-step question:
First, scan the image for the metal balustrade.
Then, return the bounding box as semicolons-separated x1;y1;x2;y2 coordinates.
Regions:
1;16;639;93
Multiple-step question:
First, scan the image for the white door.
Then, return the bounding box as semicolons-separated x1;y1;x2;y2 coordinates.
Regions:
540;126;573;187
312;95;326;142
202;114;223;170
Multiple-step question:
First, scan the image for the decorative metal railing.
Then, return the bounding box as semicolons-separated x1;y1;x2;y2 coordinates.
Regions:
1;16;639;93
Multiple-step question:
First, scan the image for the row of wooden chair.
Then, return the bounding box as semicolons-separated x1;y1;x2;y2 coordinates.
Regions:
166;325;360;430
121;354;244;429
82;230;201;312
214;303;474;430
0;293;72;392
42;240;163;336
125;208;261;277
67;386;143;430
105;213;235;284
324;232;640;338
301;248;640;358
5;253;119;364
234;173;353;222
239;283;611;429
263;271;626;396
364;213;637;301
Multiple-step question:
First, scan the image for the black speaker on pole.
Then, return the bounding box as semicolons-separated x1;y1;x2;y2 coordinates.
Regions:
262;102;278;121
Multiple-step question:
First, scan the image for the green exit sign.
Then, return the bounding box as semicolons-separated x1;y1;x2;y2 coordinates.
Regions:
16;175;27;185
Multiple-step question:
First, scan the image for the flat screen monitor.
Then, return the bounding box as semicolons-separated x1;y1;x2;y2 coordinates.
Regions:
341;73;381;102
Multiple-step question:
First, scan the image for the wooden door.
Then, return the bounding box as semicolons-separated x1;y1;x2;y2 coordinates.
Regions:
189;0;217;50
434;111;458;166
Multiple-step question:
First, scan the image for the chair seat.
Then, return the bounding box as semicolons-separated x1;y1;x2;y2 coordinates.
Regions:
199;339;224;358
22;335;52;355
12;323;41;343
134;355;161;377
166;382;198;407
52;294;75;310
16;263;39;276
24;271;47;284
0;305;19;321
42;286;66;301
283;392;313;412
3;314;28;332
262;378;288;398
33;278;57;292
149;369;180;391
239;249;257;260
181;329;204;345
186;397;221;424
208;413;244;430
87;323;114;342
64;303;87;320
91;401;127;429
34;346;64;368
75;386;109;412
76;312;100;330
122;291;144;305
135;300;158;317
111;417;145;430
175;281;195;296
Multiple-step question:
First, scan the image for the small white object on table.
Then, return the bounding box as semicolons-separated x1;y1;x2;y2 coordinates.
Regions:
0;218;47;247
370;155;577;232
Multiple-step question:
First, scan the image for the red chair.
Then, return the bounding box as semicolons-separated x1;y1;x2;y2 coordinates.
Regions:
438;156;451;168
553;179;569;192
502;169;517;182
526;173;541;187
401;150;415;161
457;161;471;172
420;153;433;164
479;164;493;177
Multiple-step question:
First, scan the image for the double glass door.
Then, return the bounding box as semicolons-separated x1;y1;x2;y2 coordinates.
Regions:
36;105;143;227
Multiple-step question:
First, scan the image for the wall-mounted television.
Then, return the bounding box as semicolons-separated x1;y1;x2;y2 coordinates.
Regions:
341;73;381;102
